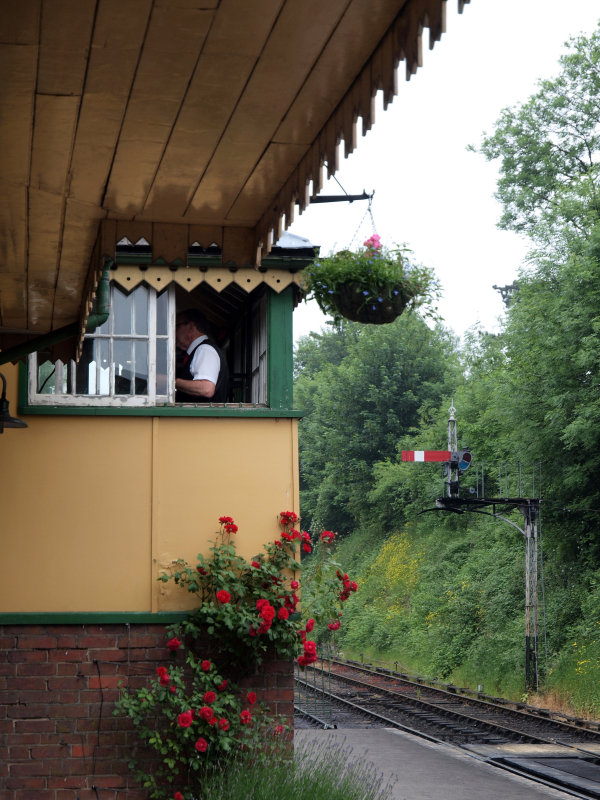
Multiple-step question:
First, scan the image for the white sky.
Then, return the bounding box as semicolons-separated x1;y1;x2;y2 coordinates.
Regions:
289;0;600;343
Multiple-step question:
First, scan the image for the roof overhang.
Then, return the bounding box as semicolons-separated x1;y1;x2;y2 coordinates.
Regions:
0;0;469;358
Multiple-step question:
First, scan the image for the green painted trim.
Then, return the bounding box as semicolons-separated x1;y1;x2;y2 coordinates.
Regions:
18;403;303;418
18;360;28;408
267;286;294;410
0;612;189;625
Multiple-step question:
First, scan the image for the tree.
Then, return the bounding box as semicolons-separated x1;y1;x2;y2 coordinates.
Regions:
294;315;458;533
474;24;600;250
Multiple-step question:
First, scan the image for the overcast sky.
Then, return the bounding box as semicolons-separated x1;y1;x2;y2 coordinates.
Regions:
289;0;600;343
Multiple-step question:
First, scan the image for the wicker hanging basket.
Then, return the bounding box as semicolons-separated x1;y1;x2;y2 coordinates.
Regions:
330;282;413;324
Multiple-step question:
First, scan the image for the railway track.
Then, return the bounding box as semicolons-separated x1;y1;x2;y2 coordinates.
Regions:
294;658;600;799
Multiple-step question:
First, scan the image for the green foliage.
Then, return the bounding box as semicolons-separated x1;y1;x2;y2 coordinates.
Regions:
474;23;600;249
294;315;459;533
302;236;439;324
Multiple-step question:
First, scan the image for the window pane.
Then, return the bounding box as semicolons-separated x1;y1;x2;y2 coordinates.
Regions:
37;360;56;393
156;338;168;395
133;340;148;395
133;286;148;335
156;289;168;336
113;286;133;335
76;340;94;394
114;339;133;394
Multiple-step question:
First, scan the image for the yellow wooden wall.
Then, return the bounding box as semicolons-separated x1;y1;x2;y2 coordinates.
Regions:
0;364;299;613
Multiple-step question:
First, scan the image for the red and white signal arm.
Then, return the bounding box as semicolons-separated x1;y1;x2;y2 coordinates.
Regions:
401;451;451;462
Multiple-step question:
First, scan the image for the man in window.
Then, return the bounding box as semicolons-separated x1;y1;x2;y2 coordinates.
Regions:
175;309;229;402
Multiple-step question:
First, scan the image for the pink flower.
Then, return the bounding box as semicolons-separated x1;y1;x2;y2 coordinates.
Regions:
216;589;231;604
177;711;193;728
201;660;212;672
167;637;182;651
195;737;208;752
203;691;216;704
364;234;382;251
240;710;252;724
246;691;257;705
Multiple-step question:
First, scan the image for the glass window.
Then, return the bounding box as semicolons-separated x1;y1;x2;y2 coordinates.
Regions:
28;284;175;407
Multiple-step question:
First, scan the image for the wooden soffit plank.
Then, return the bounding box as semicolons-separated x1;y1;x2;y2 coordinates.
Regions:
143;0;286;221
185;0;349;224
103;3;214;216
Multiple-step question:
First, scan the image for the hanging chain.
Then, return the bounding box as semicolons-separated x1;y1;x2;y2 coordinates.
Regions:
348;193;377;249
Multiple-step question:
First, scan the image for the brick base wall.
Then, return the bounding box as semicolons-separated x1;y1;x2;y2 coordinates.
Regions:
0;624;294;800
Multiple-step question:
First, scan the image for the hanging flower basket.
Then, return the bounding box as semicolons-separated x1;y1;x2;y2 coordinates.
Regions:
302;235;439;325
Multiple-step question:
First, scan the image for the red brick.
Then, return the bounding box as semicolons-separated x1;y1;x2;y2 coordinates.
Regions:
8;650;47;663
15;719;55;734
17;635;57;649
57;635;79;648
49;649;87;663
88;675;120;689
4;777;48;790
91;649;126;662
17;663;55;677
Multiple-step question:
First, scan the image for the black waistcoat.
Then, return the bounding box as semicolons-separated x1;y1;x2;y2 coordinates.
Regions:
176;338;229;403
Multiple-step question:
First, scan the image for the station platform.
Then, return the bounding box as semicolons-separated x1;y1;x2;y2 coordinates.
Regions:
294;727;581;800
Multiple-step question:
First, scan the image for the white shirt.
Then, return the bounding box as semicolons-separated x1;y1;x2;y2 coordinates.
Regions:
187;335;220;385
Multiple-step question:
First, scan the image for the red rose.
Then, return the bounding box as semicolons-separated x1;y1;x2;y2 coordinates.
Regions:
217;679;228;691
304;640;317;656
251;561;260;568
290;580;299;590
207;715;217;726
303;542;312;553
274;724;284;735
305;618;315;632
240;710;252;724
167;637;181;651
174;792;184;800
203;691;216;704
216;590;231;604
246;691;257;705
328;620;341;631
259;604;275;621
320;530;335;543
170;685;177;693
274;540;282;547
156;666;168;677
350;581;358;592
218;717;230;731
219;516;234;524
256;598;269;610
224;523;238;534
195;737;208;752
177;711;193;728
277;607;289;621
198;706;213;721
201;660;212;672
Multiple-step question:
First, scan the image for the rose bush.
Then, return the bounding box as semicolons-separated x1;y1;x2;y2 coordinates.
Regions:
115;512;356;800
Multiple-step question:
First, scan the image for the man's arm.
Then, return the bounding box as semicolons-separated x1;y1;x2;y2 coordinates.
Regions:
175;377;216;398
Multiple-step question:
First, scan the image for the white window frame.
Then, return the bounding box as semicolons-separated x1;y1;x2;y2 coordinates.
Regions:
28;284;176;407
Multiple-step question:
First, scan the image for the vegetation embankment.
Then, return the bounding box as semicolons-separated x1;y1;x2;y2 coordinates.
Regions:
295;23;600;719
